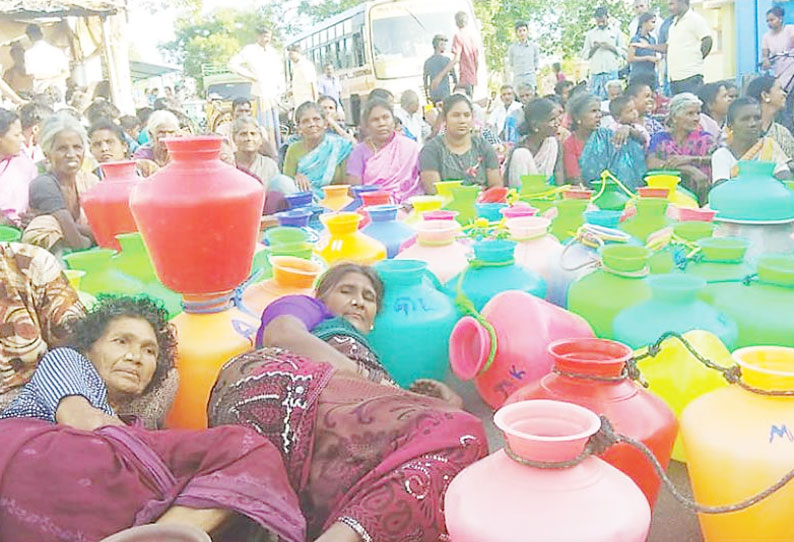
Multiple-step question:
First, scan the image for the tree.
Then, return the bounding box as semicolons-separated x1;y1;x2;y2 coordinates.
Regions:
298;0;363;22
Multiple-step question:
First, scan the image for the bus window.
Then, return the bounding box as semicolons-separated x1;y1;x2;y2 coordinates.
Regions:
353;32;365;67
344;18;352;34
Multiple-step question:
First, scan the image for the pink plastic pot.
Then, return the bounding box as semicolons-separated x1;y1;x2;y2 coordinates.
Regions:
445;399;651;542
423;209;459;221
449;290;594;408
674;207;718;222
638;187;670;199
501;203;539;219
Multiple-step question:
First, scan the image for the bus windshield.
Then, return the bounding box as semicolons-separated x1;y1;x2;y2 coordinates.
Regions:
370;1;465;79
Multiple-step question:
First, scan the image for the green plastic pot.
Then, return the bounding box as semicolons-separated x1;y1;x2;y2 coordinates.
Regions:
620;197;671;243
674;221;715;242
519;174;550;196
0;225;21;242
686;237;753;303
445;184;480;226
549;198;588;242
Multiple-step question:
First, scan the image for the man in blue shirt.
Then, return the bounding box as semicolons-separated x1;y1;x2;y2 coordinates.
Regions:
318;63;342;105
424;34;456;104
507;21;540;91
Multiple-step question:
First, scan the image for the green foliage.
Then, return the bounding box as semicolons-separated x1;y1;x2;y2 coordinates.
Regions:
298;0;364;22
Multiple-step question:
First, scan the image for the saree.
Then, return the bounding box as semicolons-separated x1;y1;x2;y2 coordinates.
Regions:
297;134;353;199
580;127;648;190
0;419;305;542
361;134;422;203
505;137;558;187
209;321;488;542
730;137;789;178
649;129;716;178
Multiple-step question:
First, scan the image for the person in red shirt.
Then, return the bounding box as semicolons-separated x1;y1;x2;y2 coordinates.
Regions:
431;12;480;98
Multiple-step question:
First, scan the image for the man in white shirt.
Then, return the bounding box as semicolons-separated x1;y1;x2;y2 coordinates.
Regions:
229;26;285;147
23;24;69;100
394;89;430;144
665;0;713;95
287;44;318;110
488;85;523;140
581;7;627;100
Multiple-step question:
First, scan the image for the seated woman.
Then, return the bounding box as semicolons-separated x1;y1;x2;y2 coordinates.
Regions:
420;94;503;193
22;113;98;253
345;98;423;203
745;75;794;162
697;81;732;142
132;109;180;168
711;97;792;183
209;263;487;542
505;98;564;187
318;94;356;143
0;108;37;226
0;295;305;542
564;93;647;189
88;120;160;178
283;101;353;199
232;115;298;214
647;92;717;203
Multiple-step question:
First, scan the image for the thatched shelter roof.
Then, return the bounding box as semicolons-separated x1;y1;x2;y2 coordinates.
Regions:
0;0;124;17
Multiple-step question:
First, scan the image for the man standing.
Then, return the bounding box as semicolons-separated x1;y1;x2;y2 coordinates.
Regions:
628;0;661;38
581;7;626;100
507;21;540;91
23;24;69;99
229;26;285;148
318;63;342;105
287;44;318;109
432;12;479;98
424;35;456;104
666;0;712;95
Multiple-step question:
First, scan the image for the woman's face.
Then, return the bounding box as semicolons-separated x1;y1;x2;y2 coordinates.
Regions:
233;124;262;154
673;104;702;133
768;12;783;31
152;120;179;147
88;316;159;400
89;128;127;163
297;107;326;141
709;85;731;118
0;119;23;158
321;272;378;333
578;101;602;131
642;16;656;35
537;110;561;139
445;101;473;137
319;99;338;121
766;81;787;111
731;104;762;141
48;130;85;177
632;85;654;116
366;105;395;142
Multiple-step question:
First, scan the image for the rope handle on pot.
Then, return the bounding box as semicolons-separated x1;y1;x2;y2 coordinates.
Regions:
504;415;794;514
595;170;637;202
552;356;649;388
453;263;499;375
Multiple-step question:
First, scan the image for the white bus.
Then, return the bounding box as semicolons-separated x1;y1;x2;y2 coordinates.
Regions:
286;0;485;124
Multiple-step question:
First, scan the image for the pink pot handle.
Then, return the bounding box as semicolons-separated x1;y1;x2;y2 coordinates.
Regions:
449;316;492;380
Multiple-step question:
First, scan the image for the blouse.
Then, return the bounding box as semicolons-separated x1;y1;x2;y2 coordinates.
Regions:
419;134;499;186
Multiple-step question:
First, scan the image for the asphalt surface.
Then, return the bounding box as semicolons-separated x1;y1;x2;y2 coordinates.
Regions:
448;376;703;542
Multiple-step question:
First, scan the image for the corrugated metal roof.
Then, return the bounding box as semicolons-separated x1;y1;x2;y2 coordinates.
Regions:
0;0;124;17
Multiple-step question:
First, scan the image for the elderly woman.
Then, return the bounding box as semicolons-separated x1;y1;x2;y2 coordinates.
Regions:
648;92;717;202
0;108;36;225
132;109;180;167
0;295;306;542
209;263;487;542
420;94;503;193
345;98;423;203
283;101;353;199
22;113;99;253
712;97;792;183
505;98;564;186
745;75;794;161
89;120;160;178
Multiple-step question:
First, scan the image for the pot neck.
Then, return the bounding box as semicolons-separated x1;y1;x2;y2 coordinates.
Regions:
182;291;234;314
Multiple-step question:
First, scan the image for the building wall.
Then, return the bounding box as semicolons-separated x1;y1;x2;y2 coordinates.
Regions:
692;0;736;82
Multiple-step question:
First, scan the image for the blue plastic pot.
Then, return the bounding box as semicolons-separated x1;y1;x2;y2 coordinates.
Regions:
361;204;416;258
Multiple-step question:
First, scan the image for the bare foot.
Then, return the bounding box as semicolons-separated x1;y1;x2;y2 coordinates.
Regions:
410;379;464;409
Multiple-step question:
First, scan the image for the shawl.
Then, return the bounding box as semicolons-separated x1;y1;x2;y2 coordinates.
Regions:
297;134;353;198
360;134;422;203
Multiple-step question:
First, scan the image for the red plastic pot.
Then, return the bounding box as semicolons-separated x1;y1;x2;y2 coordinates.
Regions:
506;337;677;506
82;160;139;250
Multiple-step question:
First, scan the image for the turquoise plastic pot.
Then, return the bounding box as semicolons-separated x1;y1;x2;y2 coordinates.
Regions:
475;202;508;222
613;274;738;349
708;160;794;222
361;204;416;258
368;259;459;387
444;239;546;311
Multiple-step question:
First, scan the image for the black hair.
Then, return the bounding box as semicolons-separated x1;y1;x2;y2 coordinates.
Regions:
255;26;272;35
19;101;53;130
119;115;139;130
295;101;323;123
88;120;127;146
544;94;563;106
362;97;393;123
554;80;574;97
768;6;785;18
67;295;176;394
367;88;394;102
595;6;608;18
317;94;338;107
637;11;656;31
726;96;760;127
286;43;301;53
552;62;562;72
442;93;472;117
514;20;528;30
432;34;447;48
85;99;120;125
609;95;634;119
567;92;600;129
626;76;654;96
232;96;252;110
745;75;777;102
520;97;556;136
136;106;154;125
316;263;384;312
0;108;19;137
697;82;727;116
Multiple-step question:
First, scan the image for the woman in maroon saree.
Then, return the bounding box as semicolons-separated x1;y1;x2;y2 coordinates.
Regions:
0;296;305;542
209;264;488;542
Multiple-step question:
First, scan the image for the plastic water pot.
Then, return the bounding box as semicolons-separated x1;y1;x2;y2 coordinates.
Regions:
81;160;139;250
507;338;677;505
0;225;21;242
620;197;671;243
708;160;794;222
567;245;653;339
449;291;593;408
681;346;794;541
673;220;715;242
445;185;480;225
708;254;794;348
63;248;143;296
342;185;380;211
395;220;469;284
320;184;353;211
405;195;443;227
613;274;738;350
444;239;546;312
500;203;538;219
549;198;588;242
445;400;651;542
241;256;322;317
685;237;753;303
644;170;699;208
434;180;463;206
317;212;386;265
368;260;458;387
361;204;416;258
505;216;563;298
275;208;312;228
636;330;733;461
474;202;507;222
518;174;550;196
591;177;631;211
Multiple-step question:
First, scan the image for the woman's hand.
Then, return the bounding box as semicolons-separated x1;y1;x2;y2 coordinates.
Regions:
56;395;124;431
136;159;160;178
410;379;464;409
295;173;312;192
664;154;694;169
